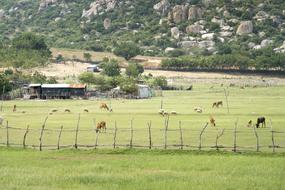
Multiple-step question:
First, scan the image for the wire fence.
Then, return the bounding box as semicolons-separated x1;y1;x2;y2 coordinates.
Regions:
0;118;284;153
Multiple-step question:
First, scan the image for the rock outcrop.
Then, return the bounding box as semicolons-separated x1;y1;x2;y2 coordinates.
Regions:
0;9;5;20
186;24;203;34
236;21;253;35
38;0;58;12
188;5;203;20
104;18;112;30
153;0;170;15
168;5;203;23
82;0;117;19
171;27;180;39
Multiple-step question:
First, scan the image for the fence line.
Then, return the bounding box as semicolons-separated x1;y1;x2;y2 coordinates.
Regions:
0;121;284;153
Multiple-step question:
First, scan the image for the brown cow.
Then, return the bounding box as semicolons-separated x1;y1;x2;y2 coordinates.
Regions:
210;116;216;127
100;103;109;111
247;120;253;127
212;101;223;108
13;105;17;112
96;121;106;133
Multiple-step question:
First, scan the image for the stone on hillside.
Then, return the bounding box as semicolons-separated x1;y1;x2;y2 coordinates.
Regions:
248;42;256;49
104;18;112;30
211;17;224;26
165;47;175;53
220;31;232;37
82;0;117;19
153;0;170;15
236;21;253;35
171;27;180;39
260;39;273;48
202;33;215;40
186;24;203;34
0;9;5;19
188;5;203;21
223;10;230;18
198;40;215;49
168;5;189;23
180;41;197;48
254;11;269;21
39;0;58;12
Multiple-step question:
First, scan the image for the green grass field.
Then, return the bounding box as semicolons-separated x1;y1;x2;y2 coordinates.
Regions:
0;84;285;189
0;84;284;151
0;148;285;190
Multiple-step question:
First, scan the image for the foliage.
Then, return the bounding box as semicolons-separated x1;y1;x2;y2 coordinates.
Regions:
125;63;144;77
113;42;141;60
101;59;121;77
119;77;138;94
83;52;92;62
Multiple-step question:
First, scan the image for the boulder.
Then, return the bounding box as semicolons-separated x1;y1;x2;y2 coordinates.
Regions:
248;42;256;49
260;39;273;48
168;5;189;23
180;41;198;48
0;9;5;19
186;24;203;34
198;40;215;49
103;18;111;30
188;5;203;21
38;0;58;12
171;27;180;39
219;31;232;37
153;0;170;15
236;21;253;35
201;33;215;40
211;17;224;26
165;47;176;53
82;0;117;19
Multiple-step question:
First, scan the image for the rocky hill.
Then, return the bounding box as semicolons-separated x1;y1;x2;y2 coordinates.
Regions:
0;0;285;57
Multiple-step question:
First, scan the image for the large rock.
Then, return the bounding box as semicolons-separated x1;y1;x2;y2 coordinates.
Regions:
103;18;112;30
168;5;189;23
188;5;203;21
260;39;273;48
0;9;5;19
198;40;215;49
153;0;170;15
165;47;176;53
186;24;203;34
171;27;180;39
220;31;232;37
201;33;215;40
82;0;117;19
38;0;58;12
180;41;198;48
236;21;253;35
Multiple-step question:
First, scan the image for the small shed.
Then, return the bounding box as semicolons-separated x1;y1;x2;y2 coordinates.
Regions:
137;85;152;99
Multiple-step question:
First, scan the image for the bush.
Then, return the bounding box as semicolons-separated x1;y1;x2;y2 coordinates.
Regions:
113;42;141;60
125;63;144;77
101;59;121;77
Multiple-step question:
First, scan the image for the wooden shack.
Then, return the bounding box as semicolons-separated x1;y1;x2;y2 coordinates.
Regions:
28;84;86;99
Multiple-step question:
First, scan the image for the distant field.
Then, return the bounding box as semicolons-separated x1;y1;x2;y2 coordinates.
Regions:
0;84;284;152
0;148;284;190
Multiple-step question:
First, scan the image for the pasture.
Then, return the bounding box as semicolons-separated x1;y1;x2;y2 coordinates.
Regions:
0;84;285;152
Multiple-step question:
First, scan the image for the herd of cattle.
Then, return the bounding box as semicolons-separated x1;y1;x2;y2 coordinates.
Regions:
0;102;267;133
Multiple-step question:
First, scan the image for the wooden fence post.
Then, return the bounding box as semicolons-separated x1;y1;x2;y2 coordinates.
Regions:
6;121;9;147
113;123;117;149
1;85;5;112
270;119;275;153
23;125;30;148
94;129;99;149
129;119;133;149
199;123;208;151
253;125;259;152
74;114;81;149
148;121;152;149
215;128;225;151
57;126;63;150
224;88;230;114
179;121;183;150
164;116;169;149
233;120;238;152
39;116;49;151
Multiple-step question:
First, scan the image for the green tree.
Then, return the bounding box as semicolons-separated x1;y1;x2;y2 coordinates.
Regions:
83;53;92;62
78;72;95;84
125;63;144;77
113;42;141;60
101;59;121;77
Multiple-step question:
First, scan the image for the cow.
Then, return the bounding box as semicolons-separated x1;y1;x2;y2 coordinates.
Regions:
194;107;203;113
64;109;71;113
96;121;106;133
13;105;17;112
100;103;109;111
247;120;253;128
83;108;89;112
212;101;223;108
256;117;266;128
210;116;216;127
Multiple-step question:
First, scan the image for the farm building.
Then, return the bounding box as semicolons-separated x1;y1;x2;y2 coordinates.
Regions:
28;84;86;99
137;85;152;99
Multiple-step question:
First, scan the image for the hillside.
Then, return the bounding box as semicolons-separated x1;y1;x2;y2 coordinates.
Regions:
0;0;285;57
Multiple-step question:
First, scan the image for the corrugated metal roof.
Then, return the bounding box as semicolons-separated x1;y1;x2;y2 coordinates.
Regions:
40;84;86;89
29;84;42;87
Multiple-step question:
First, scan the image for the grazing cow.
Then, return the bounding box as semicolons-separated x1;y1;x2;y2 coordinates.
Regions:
256;117;266;128
100;103;109;111
210;116;216;127
84;108;89;112
96;121;106;133
51;109;58;113
171;111;177;115
194;107;203;113
13;105;17;112
0;116;4;125
212;101;223;108
247;120;253;127
64;109;71;113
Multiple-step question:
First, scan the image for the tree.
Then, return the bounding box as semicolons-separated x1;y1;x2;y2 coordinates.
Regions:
125;63;144;77
83;53;92;62
56;54;64;63
0;74;12;95
152;76;168;89
78;72;95;84
101;59;121;77
113;42;141;60
119;77;138;94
